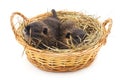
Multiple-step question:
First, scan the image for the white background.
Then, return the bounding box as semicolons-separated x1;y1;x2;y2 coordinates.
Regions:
0;0;120;80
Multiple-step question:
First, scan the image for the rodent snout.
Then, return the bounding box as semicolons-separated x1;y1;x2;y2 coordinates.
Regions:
65;30;86;45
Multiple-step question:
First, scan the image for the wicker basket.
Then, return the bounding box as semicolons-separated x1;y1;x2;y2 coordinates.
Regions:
10;11;112;72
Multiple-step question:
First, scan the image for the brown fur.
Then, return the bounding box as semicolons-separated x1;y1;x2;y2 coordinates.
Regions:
23;9;60;49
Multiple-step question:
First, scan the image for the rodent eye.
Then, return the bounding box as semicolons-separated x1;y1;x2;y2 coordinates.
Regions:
66;32;71;39
43;28;48;35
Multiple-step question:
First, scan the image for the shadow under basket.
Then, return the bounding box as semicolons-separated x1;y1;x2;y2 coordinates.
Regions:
10;10;112;72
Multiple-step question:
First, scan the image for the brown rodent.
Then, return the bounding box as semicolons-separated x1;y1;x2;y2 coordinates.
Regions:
58;20;87;49
23;9;61;49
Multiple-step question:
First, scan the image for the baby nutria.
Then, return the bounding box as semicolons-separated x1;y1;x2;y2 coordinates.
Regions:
58;20;87;49
23;9;61;49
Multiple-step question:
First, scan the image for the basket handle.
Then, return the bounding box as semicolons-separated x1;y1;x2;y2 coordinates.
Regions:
10;12;28;38
102;18;112;44
102;18;112;36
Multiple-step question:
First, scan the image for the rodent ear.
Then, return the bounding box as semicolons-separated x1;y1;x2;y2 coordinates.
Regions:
66;32;71;39
25;25;30;32
43;28;48;35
